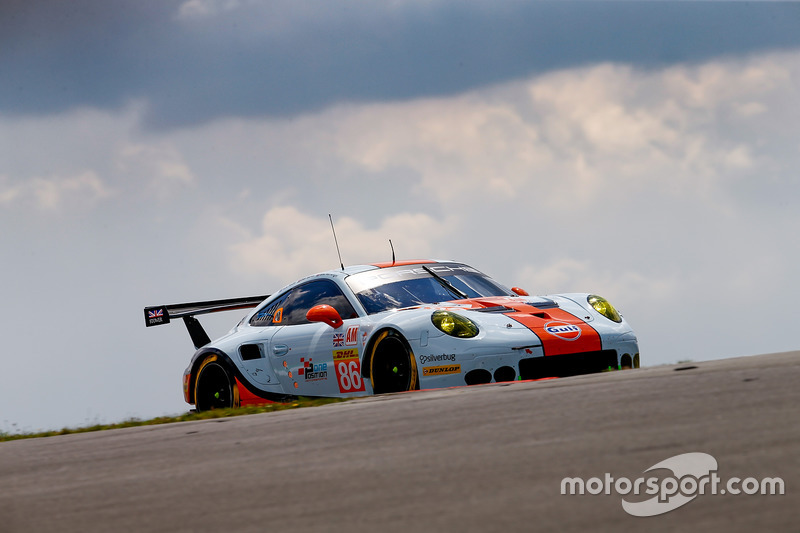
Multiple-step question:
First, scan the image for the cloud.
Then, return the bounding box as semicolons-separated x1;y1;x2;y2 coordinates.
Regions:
226;206;449;283
0;178;20;205
116;141;196;200
3;1;800;128
0;105;199;213
4;49;797;233
0;171;111;210
513;257;680;314
176;0;245;19
318;51;800;219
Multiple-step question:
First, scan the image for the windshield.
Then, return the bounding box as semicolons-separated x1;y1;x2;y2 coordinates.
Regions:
346;263;514;315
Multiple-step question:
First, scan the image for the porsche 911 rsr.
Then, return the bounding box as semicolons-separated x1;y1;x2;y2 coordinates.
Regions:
144;260;639;410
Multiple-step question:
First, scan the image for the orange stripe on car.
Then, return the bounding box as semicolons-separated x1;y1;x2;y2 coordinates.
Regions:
505;306;602;356
449;297;603;356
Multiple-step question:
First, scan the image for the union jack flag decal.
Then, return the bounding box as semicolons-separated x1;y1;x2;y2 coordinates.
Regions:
144;307;169;326
333;333;345;347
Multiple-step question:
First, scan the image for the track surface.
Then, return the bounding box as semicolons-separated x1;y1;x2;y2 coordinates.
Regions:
1;352;797;532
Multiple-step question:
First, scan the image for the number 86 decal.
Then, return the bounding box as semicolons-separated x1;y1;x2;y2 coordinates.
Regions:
334;351;365;393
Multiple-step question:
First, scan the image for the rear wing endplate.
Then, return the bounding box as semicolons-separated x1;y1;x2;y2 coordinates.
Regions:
144;295;269;349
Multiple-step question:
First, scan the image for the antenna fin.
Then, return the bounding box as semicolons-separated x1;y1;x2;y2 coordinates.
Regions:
389;239;396;266
329;214;345;271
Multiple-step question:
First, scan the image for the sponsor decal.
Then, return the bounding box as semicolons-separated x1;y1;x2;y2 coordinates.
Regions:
299;357;328;381
145;307;168;326
509;309;601;356
544;321;582;341
420;353;456;365
422;364;461;377
346;326;359;346
333;333;345;347
333;348;358;361
333;349;365;393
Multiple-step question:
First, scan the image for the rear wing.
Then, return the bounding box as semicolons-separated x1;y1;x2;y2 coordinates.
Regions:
144;295;269;349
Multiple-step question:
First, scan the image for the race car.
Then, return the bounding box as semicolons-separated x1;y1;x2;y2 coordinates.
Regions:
144;260;639;410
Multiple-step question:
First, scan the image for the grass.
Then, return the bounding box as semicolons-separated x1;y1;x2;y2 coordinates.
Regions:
0;397;348;443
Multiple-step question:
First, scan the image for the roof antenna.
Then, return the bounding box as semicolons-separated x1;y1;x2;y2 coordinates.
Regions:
389;239;396;266
329;214;345;271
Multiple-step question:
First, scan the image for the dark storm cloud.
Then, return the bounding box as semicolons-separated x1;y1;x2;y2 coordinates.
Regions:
2;0;799;128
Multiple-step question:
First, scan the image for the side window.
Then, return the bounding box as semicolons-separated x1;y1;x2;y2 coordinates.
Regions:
281;280;358;326
250;292;291;327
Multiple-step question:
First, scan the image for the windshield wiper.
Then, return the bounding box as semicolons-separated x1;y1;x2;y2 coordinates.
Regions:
422;266;469;300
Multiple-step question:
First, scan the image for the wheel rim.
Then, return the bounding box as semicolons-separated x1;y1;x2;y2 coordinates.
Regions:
196;361;233;410
371;334;415;394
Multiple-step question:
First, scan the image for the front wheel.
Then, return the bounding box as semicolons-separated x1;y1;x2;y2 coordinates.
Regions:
195;355;235;411
369;330;418;394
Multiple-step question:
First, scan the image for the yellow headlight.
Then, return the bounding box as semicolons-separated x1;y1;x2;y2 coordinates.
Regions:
431;311;479;338
439;314;456;333
588;295;622;323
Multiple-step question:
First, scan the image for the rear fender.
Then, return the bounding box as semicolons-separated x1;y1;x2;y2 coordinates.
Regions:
187;348;291;406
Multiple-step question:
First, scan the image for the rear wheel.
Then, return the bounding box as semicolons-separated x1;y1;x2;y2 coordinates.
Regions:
195;355;235;411
369;330;418;394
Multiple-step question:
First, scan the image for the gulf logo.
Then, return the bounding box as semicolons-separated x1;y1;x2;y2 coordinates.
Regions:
544;321;582;341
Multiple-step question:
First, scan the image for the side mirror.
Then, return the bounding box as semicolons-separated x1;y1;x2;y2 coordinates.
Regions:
306;304;344;329
511;287;530;296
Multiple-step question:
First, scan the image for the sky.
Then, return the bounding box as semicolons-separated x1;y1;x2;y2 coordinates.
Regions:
2;0;799;432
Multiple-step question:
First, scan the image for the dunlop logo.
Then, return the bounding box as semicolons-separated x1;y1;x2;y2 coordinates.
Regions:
422;364;461;377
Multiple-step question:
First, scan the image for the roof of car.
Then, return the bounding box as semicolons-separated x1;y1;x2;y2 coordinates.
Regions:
308;260;454;281
369;259;437;268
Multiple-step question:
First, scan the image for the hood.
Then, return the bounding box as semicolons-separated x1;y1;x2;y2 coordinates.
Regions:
443;296;603;357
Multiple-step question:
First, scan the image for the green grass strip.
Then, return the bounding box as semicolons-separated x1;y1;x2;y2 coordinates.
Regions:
0;397;348;442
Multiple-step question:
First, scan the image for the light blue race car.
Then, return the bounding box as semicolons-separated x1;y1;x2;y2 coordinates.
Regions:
144;260;639;410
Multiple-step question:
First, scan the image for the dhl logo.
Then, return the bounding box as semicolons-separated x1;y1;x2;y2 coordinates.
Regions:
333;348;359;361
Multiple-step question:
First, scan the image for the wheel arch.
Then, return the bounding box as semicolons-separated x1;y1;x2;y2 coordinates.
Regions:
360;315;428;379
361;327;402;379
188;348;238;407
188;347;294;407
361;327;419;392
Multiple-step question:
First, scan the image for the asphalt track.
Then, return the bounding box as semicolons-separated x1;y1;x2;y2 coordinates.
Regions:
1;352;797;532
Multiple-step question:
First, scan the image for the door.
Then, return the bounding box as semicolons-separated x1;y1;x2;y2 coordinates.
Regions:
272;322;339;395
264;279;363;396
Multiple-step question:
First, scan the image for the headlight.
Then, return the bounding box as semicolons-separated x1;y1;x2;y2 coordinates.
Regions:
588;295;622;323
431;311;479;338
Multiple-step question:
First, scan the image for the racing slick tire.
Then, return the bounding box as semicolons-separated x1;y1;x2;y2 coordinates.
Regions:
195;354;236;411
368;330;419;394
